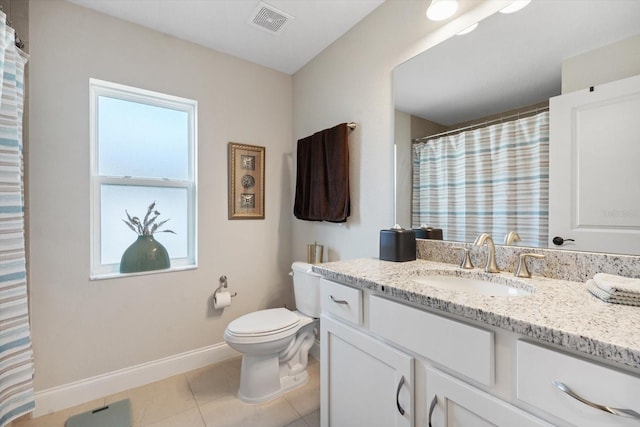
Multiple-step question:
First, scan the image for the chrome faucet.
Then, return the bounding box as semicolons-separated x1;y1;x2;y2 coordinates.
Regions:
473;233;500;273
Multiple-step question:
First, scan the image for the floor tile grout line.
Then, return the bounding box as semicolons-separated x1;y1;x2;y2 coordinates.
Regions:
183;372;208;427
284;395;305;420
283;393;308;420
195;402;208;427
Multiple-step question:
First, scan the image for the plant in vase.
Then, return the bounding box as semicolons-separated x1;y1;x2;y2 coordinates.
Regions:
120;202;175;273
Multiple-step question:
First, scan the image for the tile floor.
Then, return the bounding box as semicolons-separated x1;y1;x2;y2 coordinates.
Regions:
10;356;320;427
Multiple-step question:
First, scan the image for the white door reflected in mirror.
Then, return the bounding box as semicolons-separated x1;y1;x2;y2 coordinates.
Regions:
549;74;640;255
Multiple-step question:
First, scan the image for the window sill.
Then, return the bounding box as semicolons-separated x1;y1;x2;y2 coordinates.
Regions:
90;264;197;281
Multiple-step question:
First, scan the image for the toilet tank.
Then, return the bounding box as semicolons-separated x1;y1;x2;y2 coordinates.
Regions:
291;261;321;318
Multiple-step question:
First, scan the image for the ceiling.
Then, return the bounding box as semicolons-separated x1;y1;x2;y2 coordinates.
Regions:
65;0;386;75
394;0;640;126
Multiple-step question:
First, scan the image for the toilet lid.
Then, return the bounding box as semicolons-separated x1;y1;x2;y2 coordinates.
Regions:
227;308;300;336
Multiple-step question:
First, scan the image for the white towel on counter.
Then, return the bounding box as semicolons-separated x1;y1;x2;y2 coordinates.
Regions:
593;273;640;299
587;279;640;307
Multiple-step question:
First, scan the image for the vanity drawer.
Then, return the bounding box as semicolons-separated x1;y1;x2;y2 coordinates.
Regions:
517;340;640;426
320;278;363;326
369;295;494;386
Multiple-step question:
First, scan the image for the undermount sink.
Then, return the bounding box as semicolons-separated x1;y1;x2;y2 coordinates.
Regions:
413;271;534;297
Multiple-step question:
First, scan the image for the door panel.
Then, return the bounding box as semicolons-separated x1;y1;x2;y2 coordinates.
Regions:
321;315;414;427
549;74;640;254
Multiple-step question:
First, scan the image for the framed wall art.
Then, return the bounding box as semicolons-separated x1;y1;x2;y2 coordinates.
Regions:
228;142;265;219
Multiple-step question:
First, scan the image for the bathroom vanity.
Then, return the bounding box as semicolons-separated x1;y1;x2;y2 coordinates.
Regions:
314;258;640;427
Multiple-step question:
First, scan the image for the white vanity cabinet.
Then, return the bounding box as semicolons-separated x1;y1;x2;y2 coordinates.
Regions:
368;295;551;427
321;315;414;427
319;277;640;427
320;278;547;427
320;278;413;426
426;367;552;427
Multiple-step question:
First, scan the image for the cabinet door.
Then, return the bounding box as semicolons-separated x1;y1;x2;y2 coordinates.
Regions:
426;368;552;427
321;314;414;427
549;73;640;254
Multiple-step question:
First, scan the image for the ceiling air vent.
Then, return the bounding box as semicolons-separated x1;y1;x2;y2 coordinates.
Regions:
248;2;293;34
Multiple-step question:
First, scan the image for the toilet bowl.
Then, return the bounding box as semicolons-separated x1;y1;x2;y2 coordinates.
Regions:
224;262;321;404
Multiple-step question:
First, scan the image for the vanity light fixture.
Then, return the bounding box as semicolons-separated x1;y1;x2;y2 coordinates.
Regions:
456;22;478;35
426;0;458;21
499;0;531;14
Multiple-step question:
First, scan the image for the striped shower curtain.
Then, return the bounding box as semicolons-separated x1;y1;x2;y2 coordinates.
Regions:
412;111;549;247
0;13;33;427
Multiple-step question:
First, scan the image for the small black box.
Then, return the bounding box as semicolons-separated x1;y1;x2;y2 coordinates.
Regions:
380;227;416;262
413;226;443;240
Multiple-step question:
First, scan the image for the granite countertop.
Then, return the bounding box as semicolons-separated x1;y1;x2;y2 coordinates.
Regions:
313;258;640;371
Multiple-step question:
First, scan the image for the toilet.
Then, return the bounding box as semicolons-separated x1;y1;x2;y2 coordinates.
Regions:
224;261;321;404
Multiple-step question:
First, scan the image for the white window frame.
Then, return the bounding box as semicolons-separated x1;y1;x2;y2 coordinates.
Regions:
89;79;198;279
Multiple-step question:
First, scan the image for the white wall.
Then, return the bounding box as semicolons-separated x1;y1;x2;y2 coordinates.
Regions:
562;34;640;93
291;0;506;262
394;110;411;228
29;0;293;392
394;111;448;229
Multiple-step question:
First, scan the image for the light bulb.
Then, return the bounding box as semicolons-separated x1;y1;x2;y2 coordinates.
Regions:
426;0;459;21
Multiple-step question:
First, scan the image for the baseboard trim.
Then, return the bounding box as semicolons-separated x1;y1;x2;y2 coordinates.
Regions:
33;342;239;418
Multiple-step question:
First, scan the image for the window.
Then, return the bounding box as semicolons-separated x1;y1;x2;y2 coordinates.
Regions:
90;79;197;278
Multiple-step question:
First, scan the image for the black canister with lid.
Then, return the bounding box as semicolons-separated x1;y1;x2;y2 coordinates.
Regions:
379;225;416;262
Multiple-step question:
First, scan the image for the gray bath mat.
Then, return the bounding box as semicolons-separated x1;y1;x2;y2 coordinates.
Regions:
66;398;131;427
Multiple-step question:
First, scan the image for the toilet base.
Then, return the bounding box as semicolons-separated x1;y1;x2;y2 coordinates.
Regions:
235;320;317;404
237;368;309;404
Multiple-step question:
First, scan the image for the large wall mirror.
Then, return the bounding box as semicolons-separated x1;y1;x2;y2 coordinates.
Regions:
393;0;640;255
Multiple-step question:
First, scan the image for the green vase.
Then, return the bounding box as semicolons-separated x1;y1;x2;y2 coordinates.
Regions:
120;235;170;273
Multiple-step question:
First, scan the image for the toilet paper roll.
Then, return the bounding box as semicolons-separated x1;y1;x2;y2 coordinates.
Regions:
213;291;232;309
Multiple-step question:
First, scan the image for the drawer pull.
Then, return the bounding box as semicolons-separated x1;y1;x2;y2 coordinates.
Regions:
330;295;349;305
396;376;406;415
552;381;640;420
428;395;438;427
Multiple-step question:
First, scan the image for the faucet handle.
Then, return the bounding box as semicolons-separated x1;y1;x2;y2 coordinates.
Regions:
460;247;474;269
515;253;545;278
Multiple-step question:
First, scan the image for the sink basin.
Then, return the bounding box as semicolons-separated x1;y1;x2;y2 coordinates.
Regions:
413;272;534;297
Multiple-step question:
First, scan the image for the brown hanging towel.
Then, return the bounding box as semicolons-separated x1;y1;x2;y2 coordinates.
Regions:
294;123;350;222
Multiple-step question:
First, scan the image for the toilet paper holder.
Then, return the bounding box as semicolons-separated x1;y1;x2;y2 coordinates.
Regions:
214;275;238;300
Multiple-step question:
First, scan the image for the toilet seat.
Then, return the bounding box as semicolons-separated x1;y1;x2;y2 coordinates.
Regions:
226;308;302;343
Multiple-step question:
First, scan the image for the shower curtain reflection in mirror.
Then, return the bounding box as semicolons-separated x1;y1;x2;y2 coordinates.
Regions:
412;111;549;247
